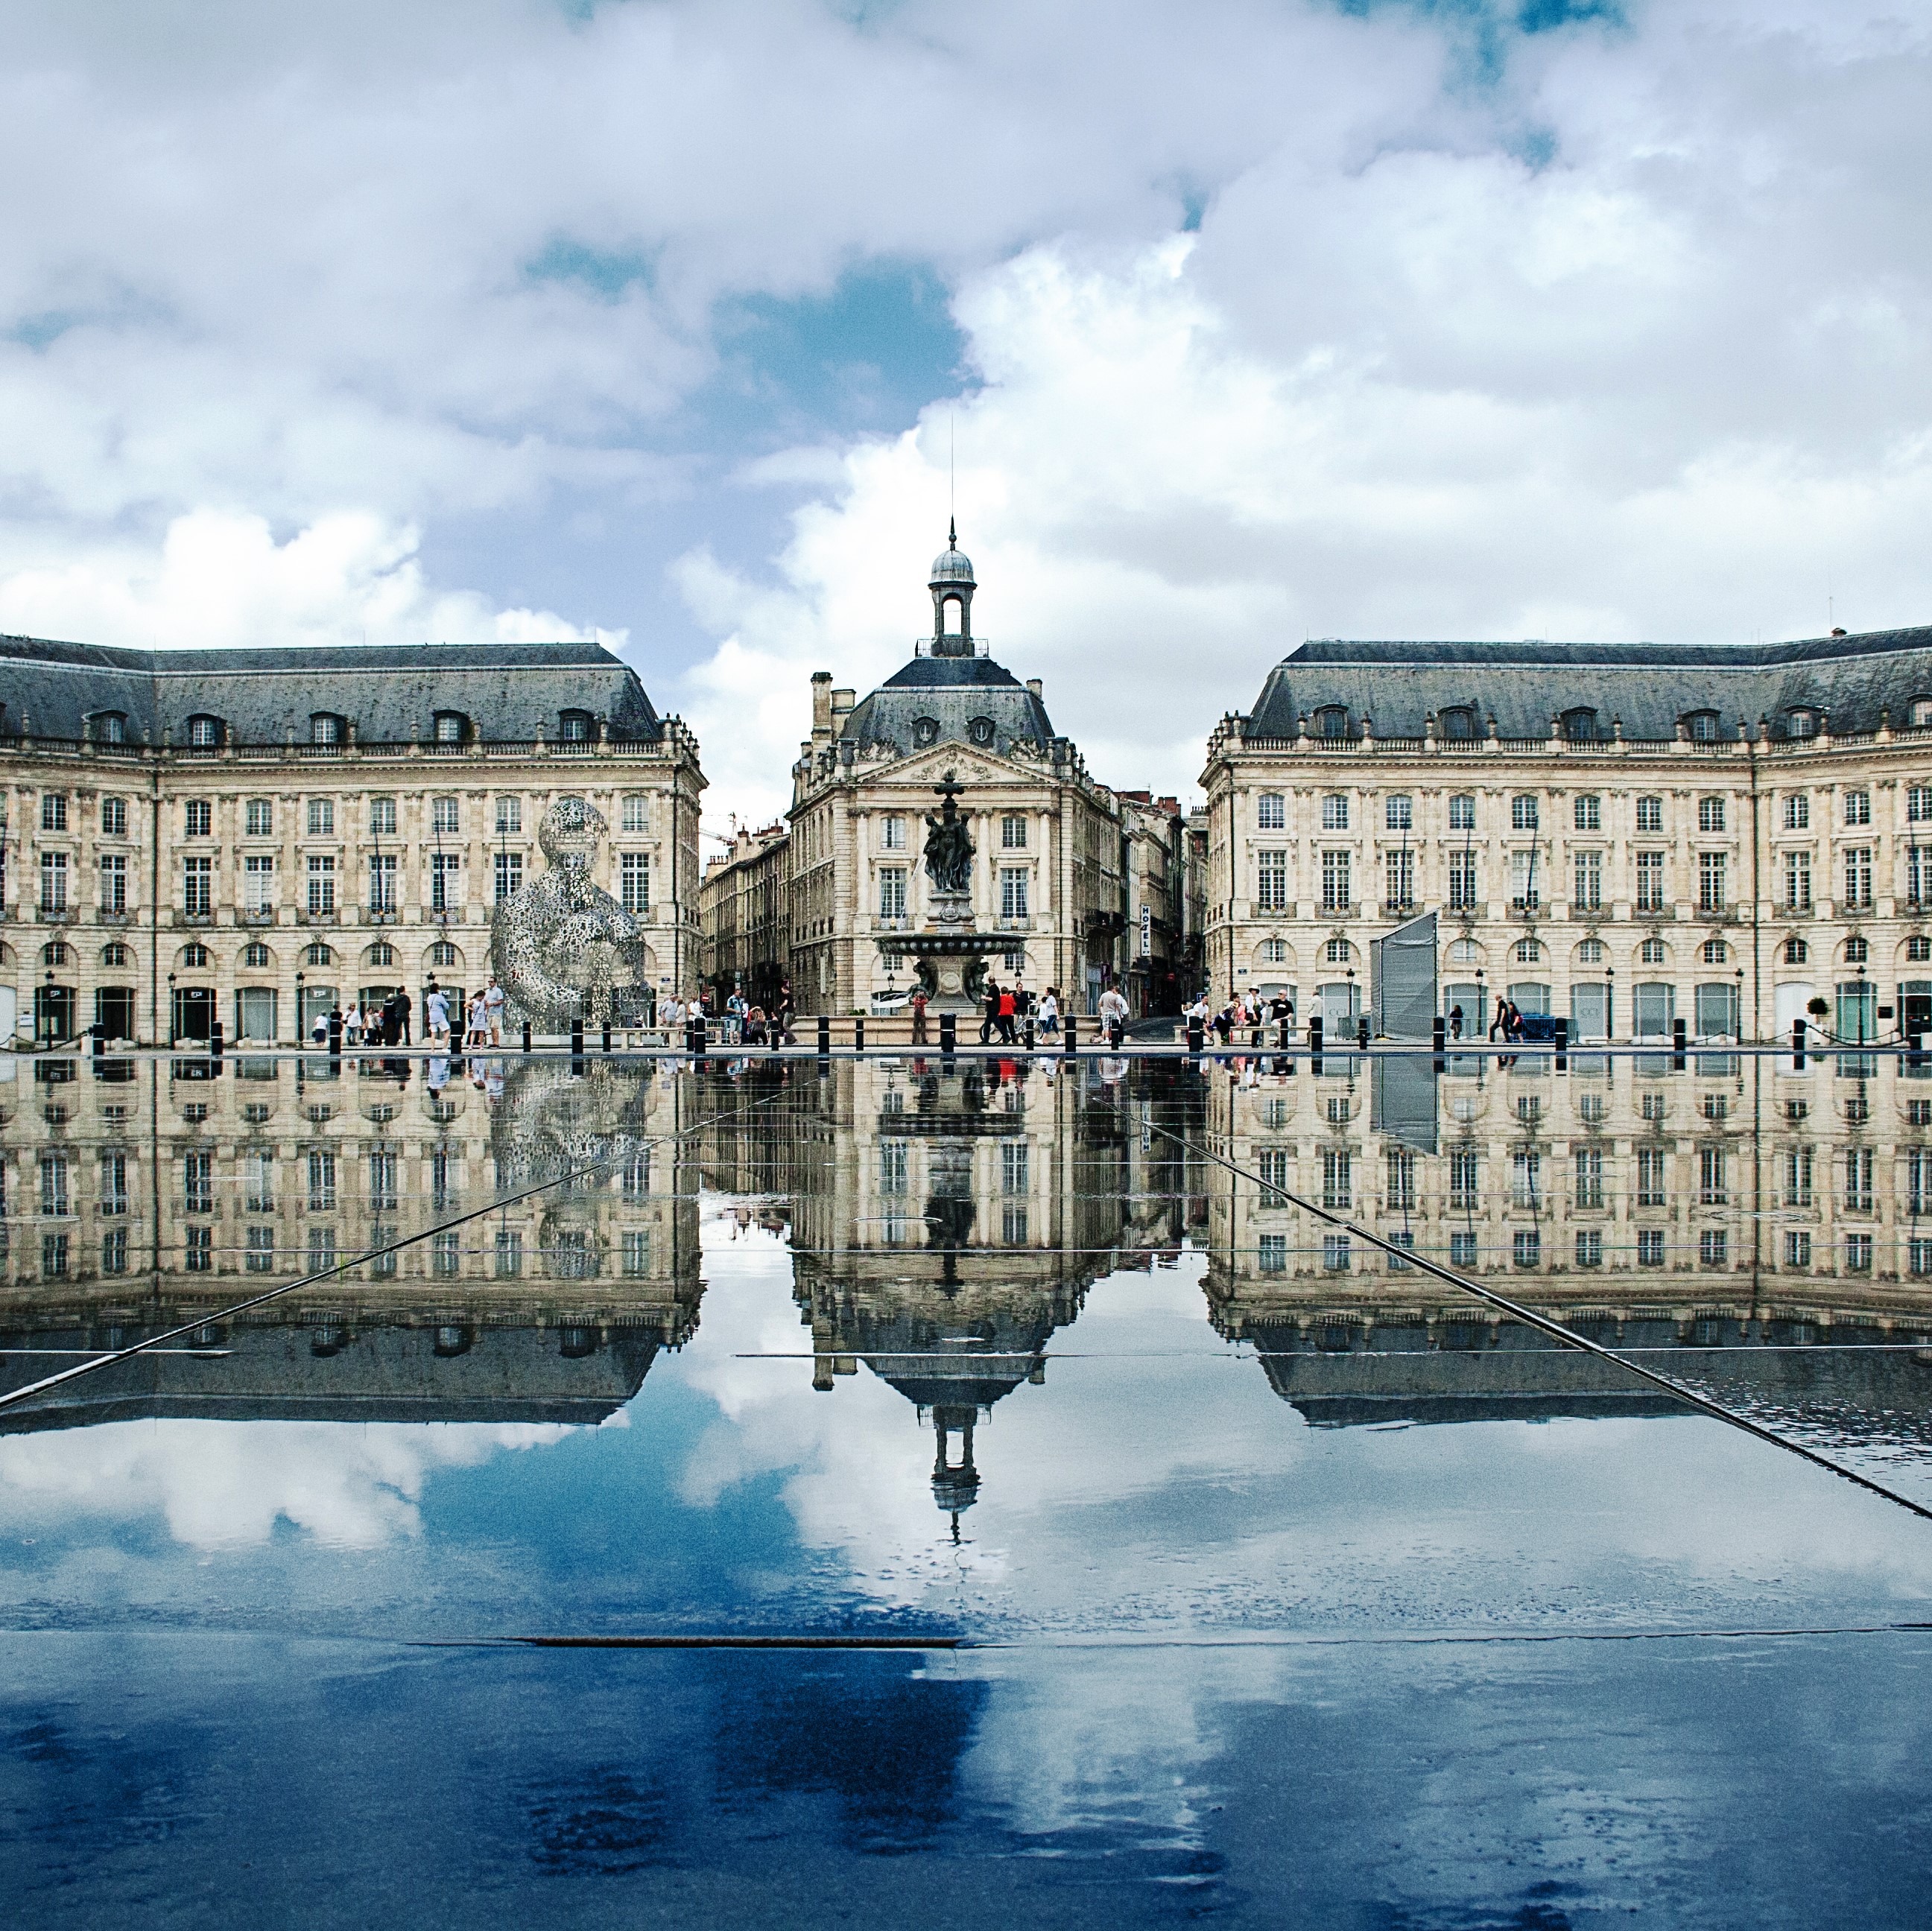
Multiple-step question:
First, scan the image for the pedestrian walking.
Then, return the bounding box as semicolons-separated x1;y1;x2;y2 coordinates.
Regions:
1037;986;1060;1039
484;975;506;1045
910;987;929;1044
980;979;1000;1045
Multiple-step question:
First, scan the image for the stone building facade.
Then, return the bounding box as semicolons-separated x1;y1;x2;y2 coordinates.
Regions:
778;536;1138;1018
1202;629;1932;1043
697;822;791;1012
0;637;703;1046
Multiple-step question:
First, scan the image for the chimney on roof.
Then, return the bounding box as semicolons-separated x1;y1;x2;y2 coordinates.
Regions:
811;671;833;740
1026;678;1042;699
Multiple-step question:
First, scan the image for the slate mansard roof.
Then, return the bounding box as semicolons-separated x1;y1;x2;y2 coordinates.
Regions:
1241;624;1932;741
0;635;664;743
837;652;1059;758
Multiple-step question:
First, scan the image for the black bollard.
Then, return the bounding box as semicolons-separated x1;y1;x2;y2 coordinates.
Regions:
1672;1016;1687;1072
522;1021;531;1054
693;1012;708;1056
328;1012;343;1062
1308;1016;1323;1055
1186;1018;1204;1055
571;1016;584;1059
1432;1015;1446;1073
1356;1015;1369;1051
1279;1017;1292;1051
1793;1017;1806;1071
855;1016;865;1053
1024;1018;1035;1051
601;1022;612;1053
816;1015;831;1058
940;1011;957;1055
89;1022;104;1063
1065;1015;1078;1055
1554;1015;1568;1071
209;1018;224;1062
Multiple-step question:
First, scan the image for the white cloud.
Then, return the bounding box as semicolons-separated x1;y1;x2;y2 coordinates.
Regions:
0;508;621;651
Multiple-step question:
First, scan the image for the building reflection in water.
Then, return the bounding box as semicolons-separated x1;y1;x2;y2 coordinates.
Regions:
0;1052;701;1433
1205;1045;1932;1439
700;1056;1203;1533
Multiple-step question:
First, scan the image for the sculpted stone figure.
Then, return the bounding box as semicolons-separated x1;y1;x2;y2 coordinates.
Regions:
492;797;650;1029
922;773;975;897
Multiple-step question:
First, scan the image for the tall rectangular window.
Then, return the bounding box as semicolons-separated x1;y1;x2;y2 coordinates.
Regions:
102;1229;128;1275
370;796;398;837
1574;795;1600;831
306;854;335;913
244;1227;276;1273
621;1231;650;1276
245;1152;274;1214
1448;794;1475;831
878;866;906;920
1448;1150;1477;1209
99;853;127;913
1321;850;1350;912
1512;796;1539;831
1844;790;1871;825
1510;1151;1540;1208
308;1151;337;1210
1699;796;1726;832
246;799;273;837
1635;796;1663;832
1001;814;1027;849
39;1154;69;1216
1785;1229;1811;1269
431;796;460;835
1001;1143;1030;1195
1385;1148;1416;1211
39;852;69;911
880;1141;909;1195
101;796;127;837
1911;843;1932;906
99;1152;129;1216
1448;849;1477;910
615;852;647;913
881;814;905;850
244;854;273;912
1257;793;1285;830
183;855;212;916
40;1231;71;1278
1573;850;1601;912
1000;867;1030;919
1320;1149;1351;1211
495;1229;524;1278
1384;849;1413;909
184;799;212;837
1699;1147;1727;1205
307;798;334;836
1843;846;1872;909
1785;849;1811;910
1698;851;1726;913
1322;794;1349;831
367;853;397;913
1258;1147;1292;1208
1636;1147;1667;1206
1784;1147;1813;1207
431;852;460;911
1784;794;1810;829
1255;849;1288;913
40;794;67;831
1510;849;1538;909
495;797;522;834
1635;851;1665;913
1845;1146;1875;1212
621;795;647;832
369;1150;399;1211
183;1151;213;1214
1910;784;1932;823
495;851;523;904
1574;1148;1603;1209
1385;794;1412;831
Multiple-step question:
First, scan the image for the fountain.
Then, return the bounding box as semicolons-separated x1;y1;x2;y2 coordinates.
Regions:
884;770;1005;1012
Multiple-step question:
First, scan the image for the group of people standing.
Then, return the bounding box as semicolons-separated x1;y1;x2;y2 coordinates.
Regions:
972;979;1064;1046
1185;987;1297;1044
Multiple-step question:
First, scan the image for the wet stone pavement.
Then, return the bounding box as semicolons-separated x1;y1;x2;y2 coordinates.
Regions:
3;1042;1931;1927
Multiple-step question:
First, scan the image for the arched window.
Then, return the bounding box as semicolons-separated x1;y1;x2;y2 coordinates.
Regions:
41;941;69;966
1514;937;1542;963
1577;938;1605;963
92;711;127;744
429;940;459;966
1845;935;1869;963
1785;708;1817;739
968;716;995;746
305;941;333;966
186;714;223;748
1317;706;1349;739
1701;938;1729;963
1684;710;1720;742
1440;708;1475;741
242;941;271;968
557;709;593;742
1562;707;1599;742
1784;936;1808;963
1910;696;1932;727
367;940;396;967
181;942;210;968
101;942;130;968
912;717;940;748
432;711;467;744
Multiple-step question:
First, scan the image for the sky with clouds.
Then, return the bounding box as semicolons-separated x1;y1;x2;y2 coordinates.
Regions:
4;0;1931;829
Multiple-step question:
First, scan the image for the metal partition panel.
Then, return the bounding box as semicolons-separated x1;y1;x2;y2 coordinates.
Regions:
1371;912;1437;1040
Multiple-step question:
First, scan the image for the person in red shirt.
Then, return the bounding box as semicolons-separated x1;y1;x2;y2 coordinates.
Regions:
997;986;1017;1045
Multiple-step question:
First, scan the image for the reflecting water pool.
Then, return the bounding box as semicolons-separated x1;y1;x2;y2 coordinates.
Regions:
4;1044;1932;1926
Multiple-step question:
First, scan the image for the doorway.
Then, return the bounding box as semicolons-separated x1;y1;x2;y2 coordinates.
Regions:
171;986;213;1041
36;983;76;1043
1570;981;1610;1042
95;986;136;1043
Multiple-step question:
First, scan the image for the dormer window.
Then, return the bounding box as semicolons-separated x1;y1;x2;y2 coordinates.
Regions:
433;711;467;744
1562;707;1599;742
310;713;343;746
1684;710;1720;742
1912;697;1932;727
558;709;593;742
1317;706;1349;739
92;711;127;744
912;717;940;748
1786;708;1817;739
968;716;995;747
186;714;222;748
1440;708;1475;741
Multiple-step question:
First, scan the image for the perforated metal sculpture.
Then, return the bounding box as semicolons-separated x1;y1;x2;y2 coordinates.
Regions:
492;797;650;1030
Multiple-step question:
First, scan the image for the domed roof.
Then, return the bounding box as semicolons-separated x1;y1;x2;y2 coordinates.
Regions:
929;520;975;586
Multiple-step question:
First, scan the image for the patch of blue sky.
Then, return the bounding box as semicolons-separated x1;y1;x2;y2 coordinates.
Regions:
1330;0;1624;86
522;235;656;302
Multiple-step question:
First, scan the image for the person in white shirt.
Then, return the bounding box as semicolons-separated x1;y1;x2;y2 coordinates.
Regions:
483;975;506;1045
1037;988;1060;1039
1098;984;1130;1047
425;982;450;1046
